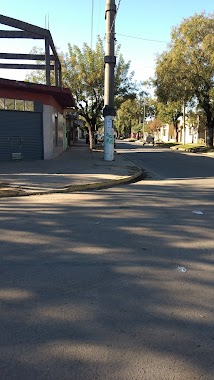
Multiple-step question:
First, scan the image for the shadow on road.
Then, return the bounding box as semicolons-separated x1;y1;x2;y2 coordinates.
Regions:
0;179;213;379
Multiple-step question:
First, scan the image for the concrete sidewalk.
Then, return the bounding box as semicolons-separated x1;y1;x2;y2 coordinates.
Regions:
0;140;142;197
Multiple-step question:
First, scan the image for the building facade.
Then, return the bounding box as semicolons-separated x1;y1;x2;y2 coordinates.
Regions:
0;78;75;161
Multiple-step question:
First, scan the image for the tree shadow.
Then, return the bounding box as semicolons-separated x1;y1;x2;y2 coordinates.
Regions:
0;180;213;379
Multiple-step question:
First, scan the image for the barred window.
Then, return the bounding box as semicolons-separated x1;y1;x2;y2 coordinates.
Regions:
15;99;25;111
5;99;15;110
25;101;34;111
0;98;34;112
0;98;4;109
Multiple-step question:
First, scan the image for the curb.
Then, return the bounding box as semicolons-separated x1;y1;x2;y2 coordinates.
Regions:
0;188;25;197
0;184;26;197
0;169;143;199
0;149;143;198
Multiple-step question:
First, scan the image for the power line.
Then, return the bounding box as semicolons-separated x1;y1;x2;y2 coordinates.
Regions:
97;0;102;37
117;33;168;44
105;1;167;47
108;1;167;44
110;0;122;34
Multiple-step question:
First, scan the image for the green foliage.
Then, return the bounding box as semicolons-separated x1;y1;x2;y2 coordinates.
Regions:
155;100;183;141
156;101;182;125
154;12;214;146
62;37;105;135
26;37;137;148
25;47;48;84
114;45;137;100
115;93;155;137
115;98;141;137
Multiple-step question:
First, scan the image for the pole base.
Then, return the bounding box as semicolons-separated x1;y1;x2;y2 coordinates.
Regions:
104;115;114;161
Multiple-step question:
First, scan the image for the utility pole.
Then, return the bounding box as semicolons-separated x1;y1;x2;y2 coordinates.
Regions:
183;100;186;145
103;0;116;161
143;103;146;136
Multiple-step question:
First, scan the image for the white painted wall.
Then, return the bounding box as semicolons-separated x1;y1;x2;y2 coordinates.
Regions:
184;125;198;144
156;124;176;142
43;105;53;159
43;105;66;160
160;125;169;142
178;116;199;144
53;111;64;158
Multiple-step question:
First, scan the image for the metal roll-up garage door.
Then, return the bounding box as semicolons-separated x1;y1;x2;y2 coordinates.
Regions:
0;110;43;161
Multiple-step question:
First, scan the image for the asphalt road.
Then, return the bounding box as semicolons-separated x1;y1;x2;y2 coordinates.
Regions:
117;141;214;180
0;142;213;379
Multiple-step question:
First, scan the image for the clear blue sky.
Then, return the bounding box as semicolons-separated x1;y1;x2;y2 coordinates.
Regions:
0;0;213;83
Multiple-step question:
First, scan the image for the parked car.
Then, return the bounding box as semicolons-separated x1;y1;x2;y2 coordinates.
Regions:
143;135;155;146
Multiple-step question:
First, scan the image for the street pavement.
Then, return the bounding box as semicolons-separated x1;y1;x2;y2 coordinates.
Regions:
0;141;213;379
0;140;142;197
118;141;214;181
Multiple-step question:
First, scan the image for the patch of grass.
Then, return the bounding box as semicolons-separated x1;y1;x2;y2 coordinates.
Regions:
127;138;137;142
178;143;204;150
155;142;180;148
168;143;214;153
186;145;214;153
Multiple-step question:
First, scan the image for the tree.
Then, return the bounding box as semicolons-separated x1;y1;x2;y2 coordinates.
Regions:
149;118;163;139
114;85;150;138
62;37;136;149
26;37;137;149
115;99;138;138
25;46;63;85
155;12;214;146
156;101;183;142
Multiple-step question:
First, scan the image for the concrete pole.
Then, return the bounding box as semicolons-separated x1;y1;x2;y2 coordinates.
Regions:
183;100;186;145
142;103;145;137
103;0;116;161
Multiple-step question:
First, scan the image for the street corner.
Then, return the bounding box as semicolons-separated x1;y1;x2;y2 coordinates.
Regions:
116;153;142;176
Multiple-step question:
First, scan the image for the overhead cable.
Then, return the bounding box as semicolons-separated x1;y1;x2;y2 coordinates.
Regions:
117;33;168;44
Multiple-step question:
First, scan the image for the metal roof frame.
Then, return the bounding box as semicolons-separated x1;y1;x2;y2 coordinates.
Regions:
0;14;62;87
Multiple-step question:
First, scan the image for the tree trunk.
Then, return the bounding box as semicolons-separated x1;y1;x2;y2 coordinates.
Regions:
207;126;213;147
88;125;94;150
204;104;213;147
174;122;179;142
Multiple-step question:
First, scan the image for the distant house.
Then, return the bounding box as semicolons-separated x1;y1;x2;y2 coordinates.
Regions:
154;117;199;144
0;78;75;161
177;116;198;144
154;124;175;142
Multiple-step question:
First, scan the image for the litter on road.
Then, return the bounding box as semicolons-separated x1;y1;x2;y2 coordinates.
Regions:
192;210;204;215
177;266;187;273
